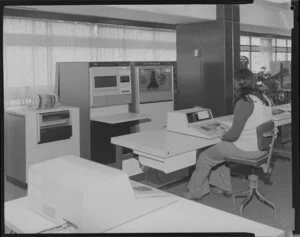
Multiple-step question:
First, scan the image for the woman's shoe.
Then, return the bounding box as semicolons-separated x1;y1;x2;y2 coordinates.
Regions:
210;186;232;197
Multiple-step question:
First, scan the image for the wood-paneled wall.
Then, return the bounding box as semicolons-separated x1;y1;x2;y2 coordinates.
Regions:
176;5;240;117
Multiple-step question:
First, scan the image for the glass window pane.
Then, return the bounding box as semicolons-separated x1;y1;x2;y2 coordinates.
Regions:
287;39;291;47
241;45;250;51
241;51;250;59
277;47;287;52
251;37;261;46
276;39;286;47
251;46;260;52
272;52;276;61
277;53;287;61
251;52;267;73
240;36;250;45
240;51;250;68
287;53;291;61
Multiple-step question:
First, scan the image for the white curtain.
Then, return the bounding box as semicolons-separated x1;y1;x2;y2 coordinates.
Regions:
250;37;273;73
3;16;176;107
259;38;273;71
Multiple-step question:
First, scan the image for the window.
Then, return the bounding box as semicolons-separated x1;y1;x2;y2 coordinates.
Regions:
240;34;291;73
272;38;291;62
3;16;176;107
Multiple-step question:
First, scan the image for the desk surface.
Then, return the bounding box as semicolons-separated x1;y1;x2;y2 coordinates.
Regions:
111;129;220;158
216;104;291;127
5;197;61;233
5;193;284;236
91;112;149;124
275;103;291;112
111;104;291;159
107;195;284;236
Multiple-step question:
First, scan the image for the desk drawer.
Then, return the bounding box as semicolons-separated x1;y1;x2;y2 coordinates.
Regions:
138;150;196;173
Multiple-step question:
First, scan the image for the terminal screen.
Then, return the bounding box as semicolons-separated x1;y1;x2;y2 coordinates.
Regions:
94;76;117;88
138;66;172;92
187;110;212;123
197;111;210;120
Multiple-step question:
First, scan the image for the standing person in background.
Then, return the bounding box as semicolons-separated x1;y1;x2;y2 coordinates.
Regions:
183;68;273;200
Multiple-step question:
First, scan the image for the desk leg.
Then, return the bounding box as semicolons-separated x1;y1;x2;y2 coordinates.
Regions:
115;145;123;170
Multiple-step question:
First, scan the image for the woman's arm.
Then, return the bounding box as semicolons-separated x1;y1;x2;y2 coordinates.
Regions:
222;99;254;142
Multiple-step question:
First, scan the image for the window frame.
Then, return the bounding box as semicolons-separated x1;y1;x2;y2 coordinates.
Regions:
240;31;291;72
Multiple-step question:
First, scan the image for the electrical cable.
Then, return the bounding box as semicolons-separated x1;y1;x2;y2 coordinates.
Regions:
37;219;77;233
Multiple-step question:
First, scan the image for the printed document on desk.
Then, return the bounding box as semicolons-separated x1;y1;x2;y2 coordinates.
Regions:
272;109;291;121
276;103;291;112
130;181;171;198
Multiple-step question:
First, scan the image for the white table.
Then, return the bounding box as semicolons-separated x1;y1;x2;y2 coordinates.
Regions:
111;105;291;173
111;129;220;173
216;104;291;128
91;112;149;124
5;191;285;236
107;195;285;236
4;197;67;234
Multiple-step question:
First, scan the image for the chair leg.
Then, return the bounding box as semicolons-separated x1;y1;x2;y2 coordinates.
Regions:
233;189;250;205
239;188;254;216
233;174;276;217
255;187;277;217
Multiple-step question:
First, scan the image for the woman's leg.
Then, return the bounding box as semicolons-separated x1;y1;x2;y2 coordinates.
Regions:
187;140;263;198
187;142;231;198
209;163;232;192
187;141;266;199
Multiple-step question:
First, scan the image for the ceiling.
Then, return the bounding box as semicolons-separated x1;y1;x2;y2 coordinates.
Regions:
9;1;291;25
12;5;216;25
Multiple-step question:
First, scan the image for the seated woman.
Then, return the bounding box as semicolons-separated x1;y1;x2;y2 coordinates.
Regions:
183;68;273;200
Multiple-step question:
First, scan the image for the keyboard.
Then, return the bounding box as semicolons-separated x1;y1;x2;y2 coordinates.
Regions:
191;121;229;139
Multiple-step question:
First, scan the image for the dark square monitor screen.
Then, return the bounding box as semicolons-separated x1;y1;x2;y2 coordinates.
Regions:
94;76;117;88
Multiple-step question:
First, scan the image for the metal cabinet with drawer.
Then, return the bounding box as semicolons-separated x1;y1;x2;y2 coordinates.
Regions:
4;106;80;188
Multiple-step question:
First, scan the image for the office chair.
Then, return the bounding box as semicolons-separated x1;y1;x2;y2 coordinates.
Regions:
225;120;278;217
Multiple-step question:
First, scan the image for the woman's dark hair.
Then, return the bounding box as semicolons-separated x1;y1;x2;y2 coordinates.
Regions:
234;68;270;106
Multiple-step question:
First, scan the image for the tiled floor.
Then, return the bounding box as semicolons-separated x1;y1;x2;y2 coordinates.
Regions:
4;145;294;232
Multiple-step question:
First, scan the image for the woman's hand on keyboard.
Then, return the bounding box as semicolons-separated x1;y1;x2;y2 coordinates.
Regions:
216;126;227;138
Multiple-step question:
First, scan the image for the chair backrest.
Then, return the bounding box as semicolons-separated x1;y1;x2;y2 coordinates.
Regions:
256;120;275;151
256;120;278;174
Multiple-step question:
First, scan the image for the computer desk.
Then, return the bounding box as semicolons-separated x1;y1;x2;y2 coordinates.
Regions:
4;187;285;236
111;129;220;172
111;104;291;175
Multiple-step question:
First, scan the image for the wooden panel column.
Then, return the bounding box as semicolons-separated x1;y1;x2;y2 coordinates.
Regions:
176;4;240;116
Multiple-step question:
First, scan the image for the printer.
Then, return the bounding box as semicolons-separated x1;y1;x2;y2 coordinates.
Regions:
166;107;229;139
